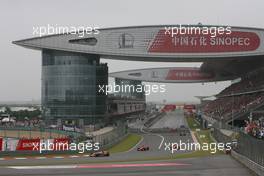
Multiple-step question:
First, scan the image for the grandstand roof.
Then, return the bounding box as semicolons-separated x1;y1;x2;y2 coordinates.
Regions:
13;25;264;81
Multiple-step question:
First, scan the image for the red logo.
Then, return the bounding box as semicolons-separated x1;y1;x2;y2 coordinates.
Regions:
16;139;40;151
148;30;260;53
166;69;214;80
0;138;3;151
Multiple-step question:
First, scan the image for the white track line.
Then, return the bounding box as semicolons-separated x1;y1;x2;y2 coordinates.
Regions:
69;155;79;158
140;125;165;150
190;131;199;144
157;134;165;149
53;156;64;159
35;157;47;159
14;157;27;160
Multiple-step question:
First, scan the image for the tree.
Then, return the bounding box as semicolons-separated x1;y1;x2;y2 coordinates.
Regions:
4;106;11;114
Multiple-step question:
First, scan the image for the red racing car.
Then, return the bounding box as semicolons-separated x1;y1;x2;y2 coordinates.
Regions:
90;151;110;157
137;145;150;151
170;144;180;151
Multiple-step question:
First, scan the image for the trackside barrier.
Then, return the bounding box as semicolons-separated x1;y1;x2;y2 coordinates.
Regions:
100;134;129;151
231;150;264;176
235;132;264;167
0;125;127;155
212;124;264;167
92;124;128;149
212;127;264;175
0;126;83;139
0;137;3;151
144;112;166;128
211;128;233;144
0;123;129;156
0;137;77;157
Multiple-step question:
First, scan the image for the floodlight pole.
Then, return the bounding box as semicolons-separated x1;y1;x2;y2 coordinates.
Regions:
232;91;234;129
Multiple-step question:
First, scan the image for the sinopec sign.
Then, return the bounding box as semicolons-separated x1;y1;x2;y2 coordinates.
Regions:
149;30;260;53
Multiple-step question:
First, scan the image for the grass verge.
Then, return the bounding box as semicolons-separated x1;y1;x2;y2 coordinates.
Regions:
108;134;142;153
186;116;222;155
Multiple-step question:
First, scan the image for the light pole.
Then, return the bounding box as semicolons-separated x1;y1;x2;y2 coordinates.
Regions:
232;91;234;129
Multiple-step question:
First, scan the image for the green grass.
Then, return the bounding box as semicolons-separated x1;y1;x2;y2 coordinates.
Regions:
186;116;200;130
186;116;222;155
195;130;214;144
108;134;142;153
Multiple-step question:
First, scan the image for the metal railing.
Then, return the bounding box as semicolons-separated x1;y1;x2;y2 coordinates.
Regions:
235;132;264;166
93;125;128;149
211;124;264;167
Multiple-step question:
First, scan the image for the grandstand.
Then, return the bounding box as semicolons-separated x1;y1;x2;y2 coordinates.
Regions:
218;68;264;97
203;67;264;128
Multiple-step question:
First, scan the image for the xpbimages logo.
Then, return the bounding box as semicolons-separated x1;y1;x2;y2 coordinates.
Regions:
164;25;232;38
98;83;166;95
161;140;234;154
32;141;100;154
33;24;100;37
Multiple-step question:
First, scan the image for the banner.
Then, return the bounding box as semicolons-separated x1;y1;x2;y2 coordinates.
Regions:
0;138;70;152
184;105;196;110
16;138;40;151
5;138;19;151
0;138;3;151
149;30;260;53
53;138;69;151
166;69;214;81
162;104;176;112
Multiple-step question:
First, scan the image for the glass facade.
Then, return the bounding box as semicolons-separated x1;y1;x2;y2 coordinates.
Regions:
114;78;145;100
41;50;108;125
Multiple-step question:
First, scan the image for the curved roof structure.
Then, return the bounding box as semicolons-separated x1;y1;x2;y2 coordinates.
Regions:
13;25;264;61
13;25;264;81
109;67;235;83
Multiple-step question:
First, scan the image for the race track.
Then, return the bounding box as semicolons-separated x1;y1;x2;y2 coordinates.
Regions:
151;110;188;129
0;110;254;176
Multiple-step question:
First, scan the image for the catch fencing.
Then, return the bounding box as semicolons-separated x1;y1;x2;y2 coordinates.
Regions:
236;132;264;166
212;127;264;167
92;125;128;149
0;126;83;139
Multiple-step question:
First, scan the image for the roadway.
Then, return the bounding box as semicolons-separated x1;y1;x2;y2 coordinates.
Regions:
0;155;253;176
150;110;188;129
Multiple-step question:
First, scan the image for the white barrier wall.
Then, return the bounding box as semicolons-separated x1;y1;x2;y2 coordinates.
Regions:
0;137;69;152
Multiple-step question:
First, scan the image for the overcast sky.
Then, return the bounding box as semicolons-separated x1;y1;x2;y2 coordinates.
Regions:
0;0;263;103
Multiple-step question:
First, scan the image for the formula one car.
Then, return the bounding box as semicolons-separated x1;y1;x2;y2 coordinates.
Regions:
170;144;180;151
137;145;149;151
180;125;186;129
224;148;231;155
90;151;110;157
179;132;187;136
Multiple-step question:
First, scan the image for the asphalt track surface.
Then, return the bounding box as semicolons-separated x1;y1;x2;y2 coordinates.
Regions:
0;132;192;166
0;111;254;176
151;110;188;129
